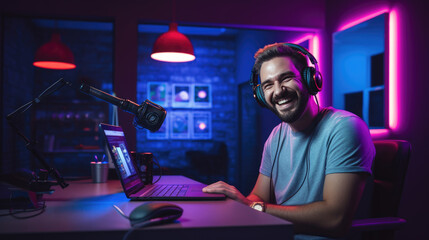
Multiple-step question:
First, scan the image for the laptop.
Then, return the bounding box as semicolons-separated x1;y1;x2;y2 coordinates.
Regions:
99;123;226;201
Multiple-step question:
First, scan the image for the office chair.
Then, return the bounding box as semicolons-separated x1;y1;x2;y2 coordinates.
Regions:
350;140;411;240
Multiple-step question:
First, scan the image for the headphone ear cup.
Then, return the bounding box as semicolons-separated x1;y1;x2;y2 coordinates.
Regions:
250;67;269;108
314;70;323;93
303;67;322;95
255;85;268;108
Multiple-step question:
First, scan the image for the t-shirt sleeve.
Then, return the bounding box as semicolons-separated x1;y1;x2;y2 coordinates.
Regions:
325;116;375;175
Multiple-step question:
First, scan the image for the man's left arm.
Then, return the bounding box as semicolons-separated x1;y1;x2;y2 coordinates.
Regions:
265;172;367;238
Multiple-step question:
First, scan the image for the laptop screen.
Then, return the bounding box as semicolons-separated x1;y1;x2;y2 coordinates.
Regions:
100;124;142;191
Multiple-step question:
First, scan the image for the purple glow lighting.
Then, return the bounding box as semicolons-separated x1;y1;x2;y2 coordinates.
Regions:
370;129;390;138
291;34;324;107
288;33;322;107
291;34;314;45
338;9;389;32
389;8;399;130
198;90;207;99
310;34;323;107
337;8;400;137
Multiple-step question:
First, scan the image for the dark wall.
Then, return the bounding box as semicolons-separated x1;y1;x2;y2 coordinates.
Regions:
0;0;326;29
325;0;429;238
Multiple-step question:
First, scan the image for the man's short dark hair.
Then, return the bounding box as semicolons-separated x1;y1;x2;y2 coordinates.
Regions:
253;43;308;78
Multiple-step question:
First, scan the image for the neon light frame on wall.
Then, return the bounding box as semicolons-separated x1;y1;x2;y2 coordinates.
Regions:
337;9;397;137
291;34;323;107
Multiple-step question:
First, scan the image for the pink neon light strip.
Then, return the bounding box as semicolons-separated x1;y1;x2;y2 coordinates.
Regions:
291;34;314;44
310;35;321;66
370;128;390;138
289;34;323;107
338;9;389;32
389;9;399;130
338;9;399;136
311;35;323;107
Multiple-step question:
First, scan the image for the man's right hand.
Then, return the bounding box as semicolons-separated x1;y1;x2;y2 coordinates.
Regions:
203;181;252;206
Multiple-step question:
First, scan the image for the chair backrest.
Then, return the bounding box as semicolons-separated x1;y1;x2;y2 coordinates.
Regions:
371;140;411;218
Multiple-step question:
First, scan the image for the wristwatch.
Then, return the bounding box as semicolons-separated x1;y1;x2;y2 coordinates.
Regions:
250;202;266;212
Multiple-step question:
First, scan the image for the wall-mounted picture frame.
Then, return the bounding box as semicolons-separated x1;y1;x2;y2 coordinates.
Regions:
192;111;212;139
147;82;168;107
170;111;191;139
172;84;192;108
193;84;212;108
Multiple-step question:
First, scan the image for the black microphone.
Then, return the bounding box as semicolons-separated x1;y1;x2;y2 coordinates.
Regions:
79;83;166;132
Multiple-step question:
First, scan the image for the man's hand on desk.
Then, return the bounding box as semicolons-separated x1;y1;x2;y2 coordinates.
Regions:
203;181;252;206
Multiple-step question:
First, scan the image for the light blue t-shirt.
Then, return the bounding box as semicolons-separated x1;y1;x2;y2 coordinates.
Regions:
259;107;375;239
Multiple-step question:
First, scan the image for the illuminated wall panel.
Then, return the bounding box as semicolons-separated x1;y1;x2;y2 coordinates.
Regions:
335;8;399;137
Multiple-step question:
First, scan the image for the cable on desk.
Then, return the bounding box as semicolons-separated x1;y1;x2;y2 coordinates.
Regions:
113;204;129;219
113;204;164;240
122;217;176;240
122;219;153;240
9;203;46;219
0;192;46;218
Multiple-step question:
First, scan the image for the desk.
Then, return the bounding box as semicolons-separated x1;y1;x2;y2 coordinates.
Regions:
0;176;293;240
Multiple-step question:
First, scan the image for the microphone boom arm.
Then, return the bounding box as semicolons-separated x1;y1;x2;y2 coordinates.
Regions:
79;83;166;132
6;78;70;191
79;83;140;115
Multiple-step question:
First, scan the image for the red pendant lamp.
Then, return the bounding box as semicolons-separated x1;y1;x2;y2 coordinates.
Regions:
33;33;76;70
151;22;195;63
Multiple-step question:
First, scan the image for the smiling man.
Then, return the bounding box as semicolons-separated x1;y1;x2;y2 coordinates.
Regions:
203;43;375;239
260;56;312;129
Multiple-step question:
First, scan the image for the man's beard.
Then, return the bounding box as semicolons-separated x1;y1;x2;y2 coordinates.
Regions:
271;90;310;123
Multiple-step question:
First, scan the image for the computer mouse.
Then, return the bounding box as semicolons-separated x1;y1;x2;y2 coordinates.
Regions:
129;202;183;226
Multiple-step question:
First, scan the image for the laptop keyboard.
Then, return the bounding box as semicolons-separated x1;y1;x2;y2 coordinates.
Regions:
144;184;189;197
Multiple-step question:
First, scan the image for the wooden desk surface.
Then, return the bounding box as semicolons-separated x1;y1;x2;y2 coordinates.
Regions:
0;176;293;240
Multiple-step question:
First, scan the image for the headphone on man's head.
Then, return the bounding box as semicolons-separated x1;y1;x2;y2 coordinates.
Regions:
249;43;323;108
